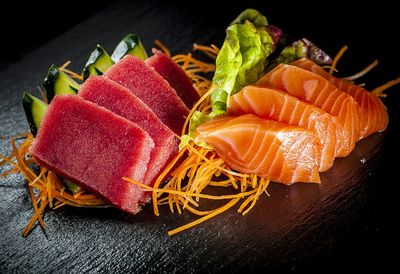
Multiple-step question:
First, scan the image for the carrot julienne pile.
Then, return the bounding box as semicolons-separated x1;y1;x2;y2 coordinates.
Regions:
0;135;105;237
1;42;398;236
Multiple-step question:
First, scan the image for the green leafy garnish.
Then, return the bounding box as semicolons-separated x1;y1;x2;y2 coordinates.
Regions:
188;8;276;135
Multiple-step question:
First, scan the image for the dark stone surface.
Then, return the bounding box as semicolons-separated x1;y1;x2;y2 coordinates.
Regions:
1;0;399;273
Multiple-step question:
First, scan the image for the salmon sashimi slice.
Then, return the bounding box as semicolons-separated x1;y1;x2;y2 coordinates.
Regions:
229;86;336;172
195;114;321;185
256;64;362;157
291;58;388;139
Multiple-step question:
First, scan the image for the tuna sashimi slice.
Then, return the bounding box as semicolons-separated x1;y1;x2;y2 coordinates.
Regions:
229;86;337;172
146;49;199;108
104;55;189;134
31;95;154;214
291;58;388;139
256;64;362;157
195;114;321;185
79;76;178;198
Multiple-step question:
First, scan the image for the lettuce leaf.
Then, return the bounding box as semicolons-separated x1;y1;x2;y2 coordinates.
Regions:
230;8;269;28
188;9;279;135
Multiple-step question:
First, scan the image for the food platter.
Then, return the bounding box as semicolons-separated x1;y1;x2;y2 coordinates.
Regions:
0;0;398;272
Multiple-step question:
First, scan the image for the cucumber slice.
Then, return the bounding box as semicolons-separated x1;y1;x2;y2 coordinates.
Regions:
43;65;80;103
21;93;83;194
111;33;148;62
82;44;114;81
21;92;48;137
63;179;82;194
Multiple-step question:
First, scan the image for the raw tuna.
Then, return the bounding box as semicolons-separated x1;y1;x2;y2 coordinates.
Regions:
146;49;200;108
104;55;189;134
31;95;154;214
79;76;178;193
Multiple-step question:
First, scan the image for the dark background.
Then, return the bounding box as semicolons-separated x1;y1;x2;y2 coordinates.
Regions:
3;0;399;80
1;0;399;273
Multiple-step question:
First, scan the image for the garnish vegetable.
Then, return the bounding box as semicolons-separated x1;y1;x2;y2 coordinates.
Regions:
43;65;80;103
266;38;332;70
189;9;281;132
82;44;114;80
111;33;148;62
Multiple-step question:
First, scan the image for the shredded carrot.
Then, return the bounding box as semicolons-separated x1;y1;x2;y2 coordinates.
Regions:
322;65;338;73
47;171;54;207
172;53;214;97
242;178;269;215
181;202;215;216
124;177;257;200
37;86;48;104
181;87;214;135
1;134;105;236
152;145;188;216
329;45;348;75
154;39;171;57
27;184;46;229
60;68;84;81
342;59;379;81
23;191;48;237
59;61;71;70
59;61;84;81
193;43;220;59
372;77;400;98
329;46;398;98
167;197;241;236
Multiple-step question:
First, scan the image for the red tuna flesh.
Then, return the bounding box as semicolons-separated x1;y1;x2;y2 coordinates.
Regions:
104;55;189;134
79;76;178;196
146;49;199;108
30;95;154;214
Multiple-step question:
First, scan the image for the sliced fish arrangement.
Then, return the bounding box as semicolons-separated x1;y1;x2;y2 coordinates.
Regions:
2;8;393;237
195;61;388;184
30;53;191;213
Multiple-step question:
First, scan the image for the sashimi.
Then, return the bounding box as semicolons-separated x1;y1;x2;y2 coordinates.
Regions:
79;76;178;194
291;58;388;138
256;64;361;157
146;49;200;108
195;114;321;185
30;95;155;214
229;86;337;172
104;55;189;134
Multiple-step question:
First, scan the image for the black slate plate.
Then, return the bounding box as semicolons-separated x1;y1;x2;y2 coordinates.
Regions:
1;1;399;273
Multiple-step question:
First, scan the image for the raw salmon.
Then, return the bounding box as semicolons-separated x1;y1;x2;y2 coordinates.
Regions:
195;114;321;185
291;58;388;139
256;64;361;157
229;86;337;172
